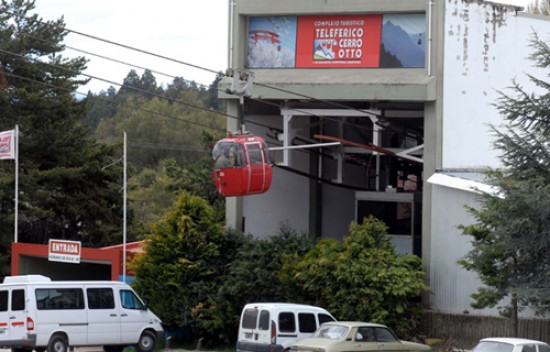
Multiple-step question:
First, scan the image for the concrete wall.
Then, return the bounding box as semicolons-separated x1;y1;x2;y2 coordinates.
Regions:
224;0;437;240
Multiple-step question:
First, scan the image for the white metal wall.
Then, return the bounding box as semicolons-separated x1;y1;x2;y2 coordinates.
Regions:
442;2;550;169
430;1;550;316
429;184;499;316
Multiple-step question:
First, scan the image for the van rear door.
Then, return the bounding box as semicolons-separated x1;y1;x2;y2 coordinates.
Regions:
8;288;28;344
0;288;26;344
0;289;11;343
255;310;271;350
238;307;260;352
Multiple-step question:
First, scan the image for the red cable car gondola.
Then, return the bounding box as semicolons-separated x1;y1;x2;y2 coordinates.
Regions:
212;133;273;197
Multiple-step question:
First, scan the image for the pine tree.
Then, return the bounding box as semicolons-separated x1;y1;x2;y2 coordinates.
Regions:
0;0;126;263
459;35;550;335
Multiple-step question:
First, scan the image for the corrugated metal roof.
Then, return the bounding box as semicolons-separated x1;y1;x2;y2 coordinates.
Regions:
427;172;502;197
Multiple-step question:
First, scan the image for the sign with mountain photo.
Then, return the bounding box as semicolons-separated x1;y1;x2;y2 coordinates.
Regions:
246;13;425;69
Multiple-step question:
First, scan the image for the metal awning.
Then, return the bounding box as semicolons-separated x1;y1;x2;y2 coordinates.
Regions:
427;172;502;198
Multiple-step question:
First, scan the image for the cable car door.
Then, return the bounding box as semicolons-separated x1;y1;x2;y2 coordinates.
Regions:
245;142;268;194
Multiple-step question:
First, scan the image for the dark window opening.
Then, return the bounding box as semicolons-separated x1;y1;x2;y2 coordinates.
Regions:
298;313;316;333
278;312;296;333
242;309;258;329
259;310;270;330
87;288;115;309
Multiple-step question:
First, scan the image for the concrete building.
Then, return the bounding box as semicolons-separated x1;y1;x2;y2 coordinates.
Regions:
218;0;550;328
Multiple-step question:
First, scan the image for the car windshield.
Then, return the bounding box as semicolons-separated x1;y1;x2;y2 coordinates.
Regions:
312;324;349;340
472;341;514;352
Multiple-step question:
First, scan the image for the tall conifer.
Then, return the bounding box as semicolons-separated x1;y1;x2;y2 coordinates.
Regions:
0;0;126;268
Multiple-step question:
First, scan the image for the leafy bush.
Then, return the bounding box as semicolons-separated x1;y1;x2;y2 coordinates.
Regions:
281;216;428;338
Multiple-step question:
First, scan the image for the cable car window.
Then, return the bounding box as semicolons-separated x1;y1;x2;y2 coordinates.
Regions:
262;142;271;164
234;144;245;166
247;143;263;165
213;142;245;168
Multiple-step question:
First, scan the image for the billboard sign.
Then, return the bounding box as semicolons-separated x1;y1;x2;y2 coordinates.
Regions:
247;14;425;69
296;15;382;68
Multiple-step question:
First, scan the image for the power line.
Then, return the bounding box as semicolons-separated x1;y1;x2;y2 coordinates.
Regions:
0;48;235;122
2;71;227;134
12;11;423;145
23;33;216;92
28;15;385;121
31;18;220;78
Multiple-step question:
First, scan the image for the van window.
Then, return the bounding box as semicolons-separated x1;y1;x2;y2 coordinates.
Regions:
319;313;335;325
298;313;316;333
12;289;25;311
242;309;258;329
120;289;144;309
0;291;7;311
278;312;296;332
35;288;84;310
87;288;115;309
259;310;270;330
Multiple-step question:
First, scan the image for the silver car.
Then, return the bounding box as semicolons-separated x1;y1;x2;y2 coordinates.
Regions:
471;337;550;352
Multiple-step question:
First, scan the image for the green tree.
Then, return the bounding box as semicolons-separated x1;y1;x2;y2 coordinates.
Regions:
190;224;314;345
458;35;550;335
118;69;141;96
206;72;226;111
94;90;224;173
130;192;238;345
281;216;428;338
81;87;118;134
0;0;125;254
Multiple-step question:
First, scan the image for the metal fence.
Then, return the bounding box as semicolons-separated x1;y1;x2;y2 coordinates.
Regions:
422;311;550;350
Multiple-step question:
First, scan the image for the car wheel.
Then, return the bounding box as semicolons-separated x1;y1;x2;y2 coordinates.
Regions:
136;331;157;352
47;335;68;352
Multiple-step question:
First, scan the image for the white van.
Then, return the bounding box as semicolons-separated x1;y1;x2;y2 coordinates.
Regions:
237;303;336;352
0;275;164;352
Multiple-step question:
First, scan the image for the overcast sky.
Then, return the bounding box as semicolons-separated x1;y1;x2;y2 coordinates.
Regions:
33;0;230;94
32;0;529;95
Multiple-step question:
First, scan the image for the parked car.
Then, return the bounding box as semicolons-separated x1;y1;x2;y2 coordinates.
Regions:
237;303;336;352
0;275;164;352
471;337;550;352
288;321;431;352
